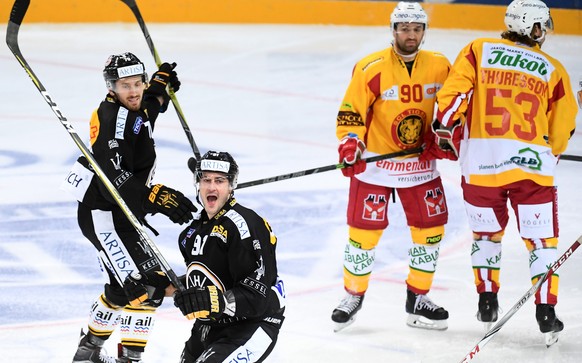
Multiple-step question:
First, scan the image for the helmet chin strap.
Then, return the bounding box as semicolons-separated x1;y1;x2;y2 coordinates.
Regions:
533;31;546;47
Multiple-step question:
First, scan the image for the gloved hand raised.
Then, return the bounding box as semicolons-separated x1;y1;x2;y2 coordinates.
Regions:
146;62;181;97
143;184;198;224
174;285;226;320
338;133;366;177
123;270;171;307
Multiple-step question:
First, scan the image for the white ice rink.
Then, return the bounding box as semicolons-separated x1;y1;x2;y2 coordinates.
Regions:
1;21;581;362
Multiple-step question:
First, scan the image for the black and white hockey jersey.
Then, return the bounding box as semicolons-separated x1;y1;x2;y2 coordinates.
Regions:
178;197;285;325
64;93;164;216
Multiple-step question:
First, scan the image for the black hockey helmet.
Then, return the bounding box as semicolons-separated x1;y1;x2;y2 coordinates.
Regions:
103;52;147;90
188;151;239;189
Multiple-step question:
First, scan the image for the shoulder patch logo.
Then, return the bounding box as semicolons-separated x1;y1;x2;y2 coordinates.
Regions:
225;209;250;239
115;107;129;140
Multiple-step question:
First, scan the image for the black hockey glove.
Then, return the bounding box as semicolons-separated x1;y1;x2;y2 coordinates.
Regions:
173;285;226;320
123;270;171;307
143;184;198;225
145;62;181;96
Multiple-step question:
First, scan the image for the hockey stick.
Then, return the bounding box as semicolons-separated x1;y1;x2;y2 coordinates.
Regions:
459;238;581;363
6;0;185;292
233;147;423;189
560;154;582;162
120;0;201;160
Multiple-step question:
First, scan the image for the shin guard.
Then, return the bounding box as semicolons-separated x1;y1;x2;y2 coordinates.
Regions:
87;294;122;340
118;305;157;352
530;247;559;305
471;239;502;293
343;239;375;294
407;244;440;294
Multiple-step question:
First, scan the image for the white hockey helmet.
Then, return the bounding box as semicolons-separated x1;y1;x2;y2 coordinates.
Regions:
390;2;428;30
504;0;553;38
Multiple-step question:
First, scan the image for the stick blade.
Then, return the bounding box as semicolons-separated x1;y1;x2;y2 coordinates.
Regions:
187;157;197;174
9;0;30;26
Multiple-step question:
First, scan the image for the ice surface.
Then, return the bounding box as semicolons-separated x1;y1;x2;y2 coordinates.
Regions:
1;23;581;362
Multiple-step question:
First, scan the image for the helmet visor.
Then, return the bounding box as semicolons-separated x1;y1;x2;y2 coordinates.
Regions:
544;15;554;32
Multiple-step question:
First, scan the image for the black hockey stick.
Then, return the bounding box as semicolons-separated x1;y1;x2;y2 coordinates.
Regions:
120;0;201;160
459;238;581;363
232;147;423;189
560;154;582;162
6;0;185;292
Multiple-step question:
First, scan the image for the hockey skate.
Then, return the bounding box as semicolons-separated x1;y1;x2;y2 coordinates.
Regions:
331;293;364;332
405;289;448;330
116;345;143;363
536;304;564;347
477;292;499;330
72;330;117;363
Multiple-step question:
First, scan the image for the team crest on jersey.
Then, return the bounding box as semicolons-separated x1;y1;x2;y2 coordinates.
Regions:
362;194;387;221
392;108;426;148
186;262;225;291
424;187;446;216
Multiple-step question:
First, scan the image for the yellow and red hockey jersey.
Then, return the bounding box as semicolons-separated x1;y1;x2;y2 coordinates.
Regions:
336;47;451;188
437;38;577;187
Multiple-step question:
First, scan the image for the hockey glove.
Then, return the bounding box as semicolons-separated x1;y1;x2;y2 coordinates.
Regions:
338;133;366;177
145;62;180;96
143;184;198;225
420;119;461;162
173;285;226;320
434;119;461;158
123;270;171;307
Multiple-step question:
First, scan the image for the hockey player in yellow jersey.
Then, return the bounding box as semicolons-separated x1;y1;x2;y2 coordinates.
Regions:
332;2;452;332
426;0;577;346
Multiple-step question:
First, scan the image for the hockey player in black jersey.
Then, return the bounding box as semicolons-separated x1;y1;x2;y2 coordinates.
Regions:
125;150;286;362
65;52;199;363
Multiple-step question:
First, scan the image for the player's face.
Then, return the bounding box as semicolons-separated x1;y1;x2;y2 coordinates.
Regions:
113;75;145;111
198;171;232;218
393;22;425;55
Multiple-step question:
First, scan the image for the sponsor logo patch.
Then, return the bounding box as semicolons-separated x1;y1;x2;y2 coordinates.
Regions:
362;194;387;221
424;187;446;216
133;117;144;134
